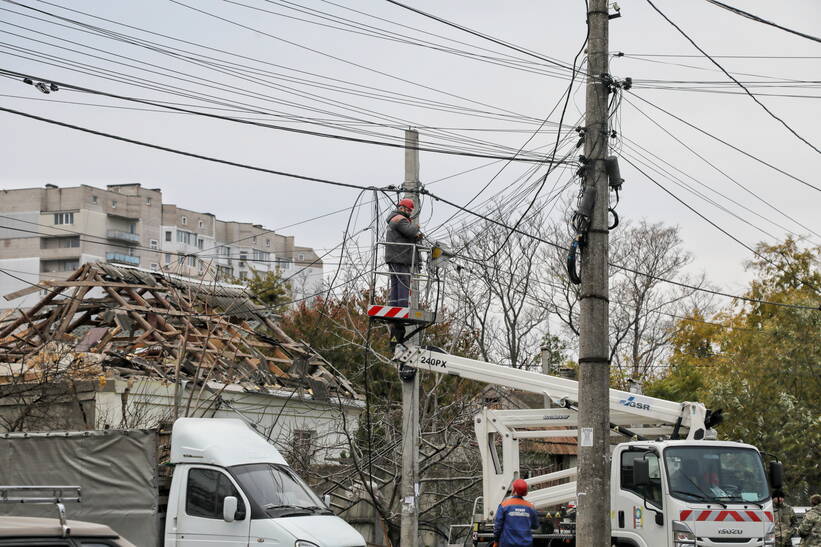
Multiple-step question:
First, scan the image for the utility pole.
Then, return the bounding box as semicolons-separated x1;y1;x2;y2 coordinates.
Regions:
400;128;420;546
577;0;611;545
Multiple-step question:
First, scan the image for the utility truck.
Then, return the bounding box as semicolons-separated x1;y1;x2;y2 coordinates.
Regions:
0;418;366;547
396;345;783;547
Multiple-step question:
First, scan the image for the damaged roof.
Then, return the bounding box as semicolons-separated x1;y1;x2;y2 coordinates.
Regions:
0;263;359;401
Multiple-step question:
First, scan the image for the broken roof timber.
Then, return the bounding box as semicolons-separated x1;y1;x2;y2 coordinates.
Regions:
0;263;359;401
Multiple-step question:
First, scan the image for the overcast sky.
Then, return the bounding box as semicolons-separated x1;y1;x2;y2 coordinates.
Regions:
1;0;819;301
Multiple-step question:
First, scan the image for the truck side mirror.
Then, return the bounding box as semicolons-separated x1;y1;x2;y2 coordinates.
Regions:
633;459;650;487
223;496;238;522
769;461;784;490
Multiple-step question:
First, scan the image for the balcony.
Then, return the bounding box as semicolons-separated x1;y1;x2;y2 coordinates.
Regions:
106;252;140;266
106;230;140;244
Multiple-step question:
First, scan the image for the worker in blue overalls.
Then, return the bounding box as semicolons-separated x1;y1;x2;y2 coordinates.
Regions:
493;479;540;547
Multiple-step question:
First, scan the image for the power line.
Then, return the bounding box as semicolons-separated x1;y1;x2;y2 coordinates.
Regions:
165;0;552;129
704;0;821;44
0;0;570;155
623;99;819;239
621;53;821;59
2;102;815;312
621;153;801;275
628;92;821;193
0;68;557;164
383;0;575;72
485;1;590;258
423;191;820;312
644;0;821;155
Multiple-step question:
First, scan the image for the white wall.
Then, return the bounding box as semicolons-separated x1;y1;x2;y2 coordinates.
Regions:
96;377;363;465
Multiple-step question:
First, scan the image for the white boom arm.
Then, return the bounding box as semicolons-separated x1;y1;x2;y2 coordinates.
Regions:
395;345;712;517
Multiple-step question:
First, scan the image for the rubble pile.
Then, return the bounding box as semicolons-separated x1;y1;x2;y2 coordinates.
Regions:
0;263;358;401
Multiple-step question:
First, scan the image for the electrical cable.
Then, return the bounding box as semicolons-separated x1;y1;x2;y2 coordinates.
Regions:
703;0;821;44
165;0;559;128
485;0;590;259
383;0;575;72
1;103;814;311
644;0;821;155
0;1;576;157
0;68;558;164
623;98;820;239
621;153;808;276
628;93;821;193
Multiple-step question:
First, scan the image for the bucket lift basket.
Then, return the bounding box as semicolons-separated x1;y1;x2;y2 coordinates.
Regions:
367;241;444;326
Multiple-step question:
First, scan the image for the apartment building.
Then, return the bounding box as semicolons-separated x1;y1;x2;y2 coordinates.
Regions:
0;183;323;309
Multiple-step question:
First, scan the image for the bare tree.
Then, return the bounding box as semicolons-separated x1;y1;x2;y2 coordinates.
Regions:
447;203;551;369
541;218;712;387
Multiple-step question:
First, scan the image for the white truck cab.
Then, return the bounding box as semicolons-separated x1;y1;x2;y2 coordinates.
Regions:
165;418;365;547
614;440;774;547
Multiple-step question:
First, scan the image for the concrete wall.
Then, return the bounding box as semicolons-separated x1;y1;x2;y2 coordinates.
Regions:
95;377;362;465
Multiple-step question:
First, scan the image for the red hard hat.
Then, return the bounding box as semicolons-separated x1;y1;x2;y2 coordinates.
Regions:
397;198;415;210
512;479;528;496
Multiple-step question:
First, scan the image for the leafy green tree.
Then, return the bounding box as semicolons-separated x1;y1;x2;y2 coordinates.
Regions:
647;238;821;502
244;268;291;311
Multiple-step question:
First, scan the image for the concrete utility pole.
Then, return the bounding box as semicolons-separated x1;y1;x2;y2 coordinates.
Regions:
400;128;420;546
577;0;612;545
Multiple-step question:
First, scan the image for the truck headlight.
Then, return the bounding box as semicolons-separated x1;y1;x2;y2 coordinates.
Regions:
672;520;696;546
295;541;320;547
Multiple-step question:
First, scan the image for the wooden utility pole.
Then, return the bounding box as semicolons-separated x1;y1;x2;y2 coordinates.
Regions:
577;0;611;545
400;128;420;546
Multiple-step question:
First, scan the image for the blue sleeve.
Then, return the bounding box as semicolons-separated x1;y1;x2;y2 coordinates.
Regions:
493;505;505;538
530;506;540;530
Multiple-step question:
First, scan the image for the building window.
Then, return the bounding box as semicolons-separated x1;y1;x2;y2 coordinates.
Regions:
239;271;247;280
252;236;257;244
197;239;204;250
42;236;80;249
177;230;195;245
239;252;248;265
189;255;196;267
41;259;79;273
150;263;159;271
150;239;159;250
91;195;98;204
199;220;204;229
265;238;270;247
252;249;270;262
165;231;172;242
111;200;117;208
298;253;305;261
146;197;152;206
53;212;74;225
165;253;172;265
181;216;187;225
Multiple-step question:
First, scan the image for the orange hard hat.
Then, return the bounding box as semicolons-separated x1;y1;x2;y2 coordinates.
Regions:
512;479;528;496
397;198;415;210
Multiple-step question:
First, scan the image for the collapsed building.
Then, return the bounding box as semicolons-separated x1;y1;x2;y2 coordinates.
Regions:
0;262;362;464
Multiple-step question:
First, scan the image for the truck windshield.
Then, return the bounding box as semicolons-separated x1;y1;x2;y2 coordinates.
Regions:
664;446;768;505
230;463;328;517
